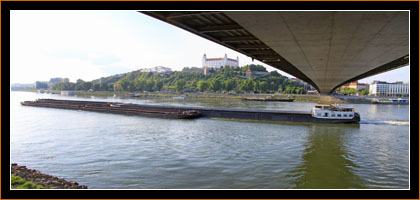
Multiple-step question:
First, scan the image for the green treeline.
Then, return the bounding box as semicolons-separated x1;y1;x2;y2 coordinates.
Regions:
51;65;306;94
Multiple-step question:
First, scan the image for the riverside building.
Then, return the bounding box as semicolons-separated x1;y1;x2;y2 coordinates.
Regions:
139;66;172;74
341;81;369;92
369;81;409;97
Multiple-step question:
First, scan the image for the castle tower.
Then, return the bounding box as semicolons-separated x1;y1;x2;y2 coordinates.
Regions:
237;56;239;67
202;53;207;68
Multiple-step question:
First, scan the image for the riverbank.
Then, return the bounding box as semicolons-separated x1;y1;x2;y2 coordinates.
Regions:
11;163;87;189
21;89;401;105
73;91;345;104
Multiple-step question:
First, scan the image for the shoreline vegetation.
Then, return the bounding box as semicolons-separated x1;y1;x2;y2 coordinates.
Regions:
27;64;313;96
14;64;388;105
11;163;87;189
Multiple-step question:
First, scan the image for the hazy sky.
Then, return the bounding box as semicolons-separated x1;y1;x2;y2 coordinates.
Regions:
10;10;410;85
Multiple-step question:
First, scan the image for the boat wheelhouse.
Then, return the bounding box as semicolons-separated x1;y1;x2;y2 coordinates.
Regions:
312;104;358;120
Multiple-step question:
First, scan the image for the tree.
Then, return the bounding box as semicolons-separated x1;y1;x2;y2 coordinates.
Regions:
359;89;369;96
259;82;268;93
82;82;92;91
120;79;130;91
175;80;186;92
128;82;135;92
107;83;114;91
93;83;101;91
35;81;48;89
253;81;259;93
210;79;222;92
153;80;164;92
224;79;236;91
63;64;312;94
197;80;209;92
277;85;283;93
284;86;291;94
241;79;254;92
295;87;302;94
100;83;109;91
145;79;155;92
270;71;281;77
113;83;121;91
134;79;146;91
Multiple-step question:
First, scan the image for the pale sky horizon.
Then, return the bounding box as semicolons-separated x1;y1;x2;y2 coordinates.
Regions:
10;10;410;85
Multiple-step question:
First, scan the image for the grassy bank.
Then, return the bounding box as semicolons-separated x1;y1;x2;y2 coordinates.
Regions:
11;176;46;189
11;163;88;189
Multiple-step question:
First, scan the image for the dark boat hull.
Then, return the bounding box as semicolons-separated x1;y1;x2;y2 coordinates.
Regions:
21;100;201;119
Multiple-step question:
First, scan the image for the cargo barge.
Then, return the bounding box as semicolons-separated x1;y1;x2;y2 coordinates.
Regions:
21;99;360;123
21;99;201;119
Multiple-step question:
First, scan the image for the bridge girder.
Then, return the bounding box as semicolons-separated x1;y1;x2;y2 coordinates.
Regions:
141;11;409;94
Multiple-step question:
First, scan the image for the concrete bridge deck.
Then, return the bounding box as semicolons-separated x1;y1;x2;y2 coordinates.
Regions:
141;11;409;94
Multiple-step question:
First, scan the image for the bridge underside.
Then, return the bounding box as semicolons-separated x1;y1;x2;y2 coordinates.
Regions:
141;11;409;94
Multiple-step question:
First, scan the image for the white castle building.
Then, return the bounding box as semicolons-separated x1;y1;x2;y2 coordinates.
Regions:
202;54;239;73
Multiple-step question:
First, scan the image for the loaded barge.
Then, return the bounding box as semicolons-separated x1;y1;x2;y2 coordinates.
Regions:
21;99;360;123
21;99;201;119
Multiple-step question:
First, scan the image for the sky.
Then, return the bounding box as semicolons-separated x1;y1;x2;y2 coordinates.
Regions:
10;10;410;85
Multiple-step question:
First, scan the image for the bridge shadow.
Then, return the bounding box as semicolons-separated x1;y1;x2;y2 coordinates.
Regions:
289;123;367;189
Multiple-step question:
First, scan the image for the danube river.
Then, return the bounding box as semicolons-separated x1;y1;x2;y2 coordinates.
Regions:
10;91;410;189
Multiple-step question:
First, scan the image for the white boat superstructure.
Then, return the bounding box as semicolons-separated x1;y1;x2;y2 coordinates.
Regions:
312;104;358;119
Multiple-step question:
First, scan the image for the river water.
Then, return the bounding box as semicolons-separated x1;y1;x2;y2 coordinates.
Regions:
10;91;410;189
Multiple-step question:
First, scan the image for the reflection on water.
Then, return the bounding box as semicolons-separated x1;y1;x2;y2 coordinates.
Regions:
10;92;409;189
292;124;366;189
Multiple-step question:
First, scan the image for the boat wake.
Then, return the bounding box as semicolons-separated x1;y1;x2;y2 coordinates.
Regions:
359;120;409;126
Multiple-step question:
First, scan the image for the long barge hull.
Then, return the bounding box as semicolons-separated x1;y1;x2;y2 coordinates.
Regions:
21;99;201;119
21;99;360;123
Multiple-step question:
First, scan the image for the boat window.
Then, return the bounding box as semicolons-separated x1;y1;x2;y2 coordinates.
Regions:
331;114;335;117
337;114;341;117
343;114;347;117
317;113;321;117
323;113;328;117
349;114;353;117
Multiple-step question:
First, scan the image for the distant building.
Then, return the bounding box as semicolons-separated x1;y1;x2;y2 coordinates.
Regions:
342;81;358;90
369;81;409;97
182;67;204;74
49;77;69;87
203;54;239;75
245;68;270;78
357;83;369;91
342;81;369;92
140;66;172;74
